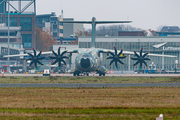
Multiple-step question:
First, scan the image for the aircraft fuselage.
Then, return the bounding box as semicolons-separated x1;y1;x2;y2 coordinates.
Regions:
75;48;101;72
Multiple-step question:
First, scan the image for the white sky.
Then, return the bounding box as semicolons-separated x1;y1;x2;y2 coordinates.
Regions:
36;0;180;30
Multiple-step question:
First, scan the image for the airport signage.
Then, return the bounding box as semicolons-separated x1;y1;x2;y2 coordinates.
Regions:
163;46;180;51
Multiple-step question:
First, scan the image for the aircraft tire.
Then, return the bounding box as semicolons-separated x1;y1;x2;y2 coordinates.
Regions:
87;73;89;76
103;73;105;76
99;73;101;76
73;73;76;76
77;73;79;76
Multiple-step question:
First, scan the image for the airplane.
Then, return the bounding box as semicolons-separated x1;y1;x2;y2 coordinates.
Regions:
4;17;177;76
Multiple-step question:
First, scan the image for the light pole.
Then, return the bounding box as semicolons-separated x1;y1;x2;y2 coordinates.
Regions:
7;0;10;73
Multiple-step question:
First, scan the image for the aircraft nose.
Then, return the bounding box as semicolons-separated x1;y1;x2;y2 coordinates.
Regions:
81;58;90;68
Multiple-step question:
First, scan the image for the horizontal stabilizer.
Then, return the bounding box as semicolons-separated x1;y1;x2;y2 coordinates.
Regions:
62;21;132;24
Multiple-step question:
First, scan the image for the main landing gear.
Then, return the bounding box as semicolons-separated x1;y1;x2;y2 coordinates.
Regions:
99;73;105;76
73;72;89;76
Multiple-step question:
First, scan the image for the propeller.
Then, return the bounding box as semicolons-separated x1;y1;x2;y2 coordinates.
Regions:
49;47;70;69
131;48;152;69
25;48;45;69
105;47;127;69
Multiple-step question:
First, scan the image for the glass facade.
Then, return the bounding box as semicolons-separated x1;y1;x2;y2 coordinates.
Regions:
22;34;32;48
79;38;180;71
0;17;3;23
0;0;4;13
6;17;18;26
20;17;32;31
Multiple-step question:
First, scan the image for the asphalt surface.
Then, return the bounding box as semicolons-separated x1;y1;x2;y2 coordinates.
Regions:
2;73;180;77
1;73;180;88
0;83;180;88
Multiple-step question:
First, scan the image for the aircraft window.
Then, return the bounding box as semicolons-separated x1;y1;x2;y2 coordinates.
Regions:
82;55;89;57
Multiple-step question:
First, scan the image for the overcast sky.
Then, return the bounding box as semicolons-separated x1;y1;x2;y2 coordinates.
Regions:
36;0;180;30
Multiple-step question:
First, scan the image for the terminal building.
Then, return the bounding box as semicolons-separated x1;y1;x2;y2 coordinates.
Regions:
79;36;180;71
0;0;36;50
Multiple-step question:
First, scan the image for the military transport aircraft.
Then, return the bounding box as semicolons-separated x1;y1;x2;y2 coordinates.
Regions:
4;17;176;76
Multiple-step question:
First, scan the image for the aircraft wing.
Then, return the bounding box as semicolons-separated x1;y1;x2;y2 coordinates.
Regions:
3;49;79;58
98;48;177;58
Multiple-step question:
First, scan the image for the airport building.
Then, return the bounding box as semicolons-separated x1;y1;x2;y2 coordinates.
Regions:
79;36;180;71
0;0;36;50
36;11;63;41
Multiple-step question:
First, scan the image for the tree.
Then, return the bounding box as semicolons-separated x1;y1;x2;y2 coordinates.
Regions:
36;27;57;51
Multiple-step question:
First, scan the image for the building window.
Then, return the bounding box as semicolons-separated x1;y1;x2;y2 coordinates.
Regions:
22;34;32;48
60;22;63;26
60;29;63;33
6;17;18;26
20;17;32;31
53;33;57;37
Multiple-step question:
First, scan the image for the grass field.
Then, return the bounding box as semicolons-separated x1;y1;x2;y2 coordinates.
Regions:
1;76;180;83
0;87;180;119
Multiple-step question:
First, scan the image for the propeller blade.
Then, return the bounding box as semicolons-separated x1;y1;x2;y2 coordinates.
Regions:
34;62;37;68
119;56;126;59
29;61;34;67
144;58;151;61
58;61;61;68
27;53;34;58
134;50;139;58
38;57;45;60
37;51;42;58
140;62;142;68
117;59;125;65
140;49;142;57
108;51;115;56
61;59;67;66
61;51;67;56
49;56;57;59
132;61;139;66
37;61;44;65
115;61;118;69
118;49;123;56
142;61;148;67
105;56;113;60
142;52;149;58
114;47;117;55
62;56;70;59
33;49;36;57
130;57;139;60
58;47;61;56
26;58;34;61
52;50;58;57
109;60;114;66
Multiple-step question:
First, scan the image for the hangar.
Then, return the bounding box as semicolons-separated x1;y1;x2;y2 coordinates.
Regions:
79;36;180;71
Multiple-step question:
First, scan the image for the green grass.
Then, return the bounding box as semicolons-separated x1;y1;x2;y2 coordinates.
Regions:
0;108;179;120
1;76;180;83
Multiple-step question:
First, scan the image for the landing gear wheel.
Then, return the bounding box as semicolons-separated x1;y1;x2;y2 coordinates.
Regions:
99;73;101;76
86;73;89;76
77;73;79;76
73;73;76;76
103;74;105;76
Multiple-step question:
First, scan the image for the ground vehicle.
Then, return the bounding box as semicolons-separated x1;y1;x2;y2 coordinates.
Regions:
43;69;50;76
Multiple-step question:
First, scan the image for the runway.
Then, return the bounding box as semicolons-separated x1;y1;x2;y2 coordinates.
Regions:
0;83;180;88
2;73;180;77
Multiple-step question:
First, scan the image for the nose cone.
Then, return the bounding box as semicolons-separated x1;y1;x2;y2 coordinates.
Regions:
81;58;90;68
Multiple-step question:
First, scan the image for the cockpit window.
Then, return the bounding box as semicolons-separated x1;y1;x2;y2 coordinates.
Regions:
82;55;89;57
